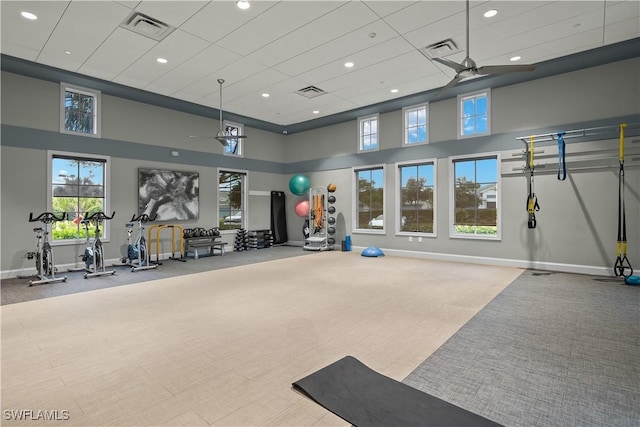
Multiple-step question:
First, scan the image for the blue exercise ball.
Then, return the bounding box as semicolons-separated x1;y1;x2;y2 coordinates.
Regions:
289;174;310;196
361;246;385;257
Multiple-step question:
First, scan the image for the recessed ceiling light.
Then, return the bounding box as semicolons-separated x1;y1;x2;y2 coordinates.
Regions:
510;55;522;62
483;9;498;18
312;111;320;114
236;1;250;10
21;11;37;20
344;62;354;68
156;57;168;64
262;93;270;98
390;89;399;93
64;50;72;55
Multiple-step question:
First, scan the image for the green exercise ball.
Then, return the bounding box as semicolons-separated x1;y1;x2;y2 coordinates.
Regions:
289;174;310;196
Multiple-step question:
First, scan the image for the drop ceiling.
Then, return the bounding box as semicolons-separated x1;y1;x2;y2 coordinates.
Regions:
2;1;639;131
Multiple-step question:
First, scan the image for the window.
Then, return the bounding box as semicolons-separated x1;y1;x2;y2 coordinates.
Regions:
457;89;490;138
223;121;244;157
358;114;379;152
403;103;428;145
60;83;101;137
354;165;385;231
218;169;247;231
397;160;436;234
48;151;110;243
449;154;500;239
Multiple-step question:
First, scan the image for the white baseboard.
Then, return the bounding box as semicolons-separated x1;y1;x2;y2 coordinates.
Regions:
2;248;613;279
351;246;614;277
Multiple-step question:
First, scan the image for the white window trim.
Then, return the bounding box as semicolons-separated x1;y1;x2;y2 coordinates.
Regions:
223;120;244;157
352;163;386;234
47;150;111;245
402;103;429;146
448;152;501;240
217;167;248;234
357;113;380;153
60;83;101;138
395;158;437;237
457;88;491;140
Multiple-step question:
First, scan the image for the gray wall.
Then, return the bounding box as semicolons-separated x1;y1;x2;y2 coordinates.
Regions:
2;57;639;276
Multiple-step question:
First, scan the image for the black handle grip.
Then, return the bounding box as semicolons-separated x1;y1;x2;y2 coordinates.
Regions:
28;212;67;223
131;213;158;223
84;211;116;221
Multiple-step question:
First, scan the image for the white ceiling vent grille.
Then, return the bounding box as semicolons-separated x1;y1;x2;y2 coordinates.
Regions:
421;38;461;58
296;85;328;98
120;12;175;41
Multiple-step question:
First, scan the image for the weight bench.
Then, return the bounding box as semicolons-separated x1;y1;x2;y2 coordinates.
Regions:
184;237;227;259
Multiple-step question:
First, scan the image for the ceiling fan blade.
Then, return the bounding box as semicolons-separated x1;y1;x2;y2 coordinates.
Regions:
431;57;466;73
436;74;464;98
477;64;537;75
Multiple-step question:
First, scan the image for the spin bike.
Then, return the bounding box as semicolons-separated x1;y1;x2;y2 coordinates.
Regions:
26;212;68;286
81;211;116;279
126;213;158;272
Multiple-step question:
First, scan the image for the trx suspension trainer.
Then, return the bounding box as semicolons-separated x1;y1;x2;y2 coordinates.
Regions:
614;123;633;278
557;132;566;181
526;135;540;229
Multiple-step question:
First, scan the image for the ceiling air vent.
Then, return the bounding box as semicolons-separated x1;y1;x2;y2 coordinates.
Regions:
420;38;461;59
120;11;175;41
296;85;328;99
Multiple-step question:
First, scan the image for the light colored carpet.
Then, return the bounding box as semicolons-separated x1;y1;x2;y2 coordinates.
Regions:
1;252;522;426
404;270;640;427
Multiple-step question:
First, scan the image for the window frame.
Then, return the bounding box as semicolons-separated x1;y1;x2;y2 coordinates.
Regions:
357;113;380;153
395;158;437;237
448;152;501;240
217;168;248;234
223;120;244;157
60;83;101;138
402;103;429;146
352;163;386;234
457;89;491;139
47;150;111;246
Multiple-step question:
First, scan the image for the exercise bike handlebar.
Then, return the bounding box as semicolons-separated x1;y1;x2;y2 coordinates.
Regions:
84;211;116;222
130;213;158;223
29;212;67;223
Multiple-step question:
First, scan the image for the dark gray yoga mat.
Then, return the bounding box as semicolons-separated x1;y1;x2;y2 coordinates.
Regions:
293;356;502;427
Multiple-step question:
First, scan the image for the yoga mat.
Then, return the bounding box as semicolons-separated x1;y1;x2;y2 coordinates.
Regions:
293;356;502;427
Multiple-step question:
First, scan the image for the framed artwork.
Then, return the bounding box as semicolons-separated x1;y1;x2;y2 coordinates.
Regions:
138;168;199;221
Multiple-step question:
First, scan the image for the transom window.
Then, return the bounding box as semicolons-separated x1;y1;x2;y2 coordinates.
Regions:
48;151;110;243
397;160;436;234
358;114;379;152
354;165;385;231
458;89;490;138
218;169;247;231
60;83;101;137
223;121;244;157
403;103;428;145
450;154;500;239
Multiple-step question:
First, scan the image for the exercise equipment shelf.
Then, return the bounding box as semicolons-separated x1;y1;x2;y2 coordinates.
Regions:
184;236;227;259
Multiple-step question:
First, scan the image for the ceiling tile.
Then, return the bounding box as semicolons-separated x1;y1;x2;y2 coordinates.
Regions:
1;1;69;54
38;1;132;67
134;0;209;28
78;27;156;81
180;1;278;44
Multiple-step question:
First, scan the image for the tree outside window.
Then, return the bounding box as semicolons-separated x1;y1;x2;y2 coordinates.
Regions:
61;84;100;137
399;163;434;233
51;155;107;241
452;156;498;236
219;171;245;230
355;167;384;229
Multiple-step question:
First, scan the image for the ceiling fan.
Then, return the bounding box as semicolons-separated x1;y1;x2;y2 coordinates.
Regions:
429;0;537;97
188;78;247;147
